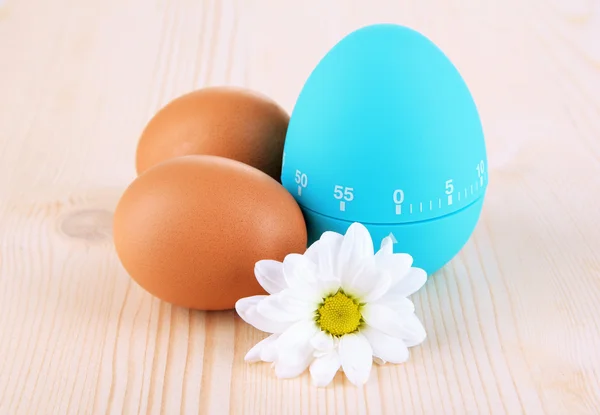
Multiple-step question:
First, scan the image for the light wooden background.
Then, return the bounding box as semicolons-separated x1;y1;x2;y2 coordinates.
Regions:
1;0;599;413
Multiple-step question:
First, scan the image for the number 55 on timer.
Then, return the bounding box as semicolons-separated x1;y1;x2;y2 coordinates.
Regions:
281;23;488;275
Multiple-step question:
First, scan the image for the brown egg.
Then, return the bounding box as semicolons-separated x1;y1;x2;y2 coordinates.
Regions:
135;86;290;181
113;155;307;310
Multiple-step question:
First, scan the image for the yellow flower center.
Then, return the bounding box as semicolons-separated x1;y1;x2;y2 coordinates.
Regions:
316;290;362;336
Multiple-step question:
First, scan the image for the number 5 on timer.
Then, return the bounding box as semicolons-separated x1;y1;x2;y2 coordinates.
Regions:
295;170;308;196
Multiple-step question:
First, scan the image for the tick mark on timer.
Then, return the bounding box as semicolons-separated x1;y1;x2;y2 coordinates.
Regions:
395;205;401;215
340;201;346;211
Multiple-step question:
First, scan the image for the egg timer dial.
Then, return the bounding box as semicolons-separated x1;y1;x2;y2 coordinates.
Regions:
281;23;488;275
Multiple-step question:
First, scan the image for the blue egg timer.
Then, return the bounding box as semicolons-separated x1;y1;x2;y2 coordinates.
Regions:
281;23;488;275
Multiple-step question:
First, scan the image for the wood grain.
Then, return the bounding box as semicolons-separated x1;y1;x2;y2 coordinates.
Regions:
1;0;599;413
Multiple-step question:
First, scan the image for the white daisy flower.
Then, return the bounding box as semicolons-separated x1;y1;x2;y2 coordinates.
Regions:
235;222;428;387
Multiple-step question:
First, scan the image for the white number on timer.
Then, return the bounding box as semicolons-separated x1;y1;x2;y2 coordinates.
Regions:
476;160;485;186
445;179;454;205
393;189;404;214
295;169;308;196
334;185;354;211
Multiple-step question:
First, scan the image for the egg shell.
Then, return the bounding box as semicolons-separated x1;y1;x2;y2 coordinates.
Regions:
113;155;307;310
280;23;488;275
135;86;290;181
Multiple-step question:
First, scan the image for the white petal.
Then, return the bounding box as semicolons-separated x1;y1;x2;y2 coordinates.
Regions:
275;346;314;379
373;357;386;365
282;254;322;301
310;351;341;387
238;305;292;333
283;253;317;283
276;319;319;351
260;337;280;362
303;232;343;296
361;325;409;364
353;268;393;303
304;240;321;262
377;236;394;256
339;333;373;386
340;262;371;297
361;303;415;338
256;291;315;322
235;296;292;333
388;267;428;297
310;330;334;354
375;294;416;314
376;253;413;285
400;313;427;347
338;223;375;286
340;257;393;303
255;260;287;294
272;319;319;378
244;333;280;362
361;303;403;334
244;342;264;363
315;231;344;277
316;277;341;298
235;295;265;314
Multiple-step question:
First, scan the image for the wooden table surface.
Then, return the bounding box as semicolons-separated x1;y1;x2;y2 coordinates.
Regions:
1;0;600;413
